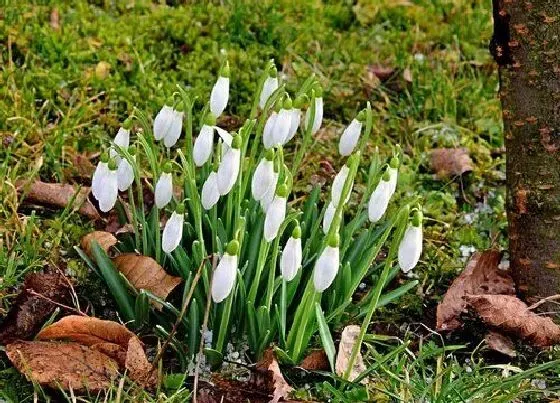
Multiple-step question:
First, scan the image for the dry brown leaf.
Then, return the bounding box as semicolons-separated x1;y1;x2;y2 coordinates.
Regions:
300;349;330;371
95;61;111;80
368;65;396;81
436;250;514;331
112;254;182;308
50;8;60;30
466;294;560;347
81;231;117;258
6;341;119;391
0;273;72;344
430;148;474;179
403;67;413;83
18;180;100;220
485;331;516;357
257;349;294;403
335;325;366;382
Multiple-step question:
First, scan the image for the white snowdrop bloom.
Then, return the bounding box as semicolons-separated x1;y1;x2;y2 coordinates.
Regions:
260;172;278;212
264;195;287;242
263;112;278;149
313;244;340;292
92;158;109;201
273;108;292;146
211;241;239;303
214;126;233;147
117;157;134;192
280;231;302;282
398;222;423;273
217;143;241;195
259;76;279;109
339;119;362;156
251;156;275;201
194;125;215;167
322;202;336;234
110;126;130;161
210;76;229;117
388;166;398;197
368;176;392;223
331;165;352;206
98;164;119;213
155;171;173;209
162;209;184;253
153;105;183;148
305;96;323;134
287;108;301;141
163;109;184;148
201;171;220;210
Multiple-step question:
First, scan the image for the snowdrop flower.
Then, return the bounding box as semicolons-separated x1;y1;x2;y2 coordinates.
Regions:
92;152;109;201
211;240;239;303
263;112;278;149
194;123;215;167
331;165;352;206
251;150;275;201
280;225;302;281
305;86;323;134
322;202;336;234
201;171;220;210
398;211;423;273
313;235;340;292
287;96;306;141
368;170;392;223
339;116;364;156
387;157;399;197
155;163;173;209
110;119;131;161
259;67;278;109
260;171;279;212
154;104;184;148
97;159;119;213
117;147;135;192
210;62;230;117
264;184;288;242
162;204;185;253
217;134;241;195
272;98;293;146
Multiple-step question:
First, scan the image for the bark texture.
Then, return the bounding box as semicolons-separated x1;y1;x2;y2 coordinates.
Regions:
492;0;560;302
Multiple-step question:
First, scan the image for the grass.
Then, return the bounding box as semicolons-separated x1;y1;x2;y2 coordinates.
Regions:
1;0;558;401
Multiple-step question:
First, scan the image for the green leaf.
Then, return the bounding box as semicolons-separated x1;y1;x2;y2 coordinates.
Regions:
203;348;223;370
134;290;150;327
188;299;200;358
315;303;336;372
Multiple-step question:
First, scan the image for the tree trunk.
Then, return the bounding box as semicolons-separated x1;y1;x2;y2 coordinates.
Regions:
491;0;560;303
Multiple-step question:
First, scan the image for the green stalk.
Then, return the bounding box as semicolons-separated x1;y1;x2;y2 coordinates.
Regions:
155;207;161;263
291;90;316;176
248;238;270;304
127;187;140;251
280;279;287;347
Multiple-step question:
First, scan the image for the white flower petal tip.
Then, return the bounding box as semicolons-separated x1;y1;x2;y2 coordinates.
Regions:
117;158;134;192
263;112;278;149
114;127;130;149
313;246;340;292
211;253;238;303
259;76;279;109
162;212;184;253
388;167;398;197
193;125;215;167
322;203;336;234
331;165;352;206
306;97;323;134
260;172;278;212
155;172;173;209
92;162;109;201
98;170;119;213
163;110;184;148
368;179;392;223
287;109;301;141
339;119;362;156
398;225;422;273
264;196;286;242
251;159;275;201
201;172;220;210
217;148;241;195
210;76;229;117
273;108;292;146
153;106;183;147
280;237;302;281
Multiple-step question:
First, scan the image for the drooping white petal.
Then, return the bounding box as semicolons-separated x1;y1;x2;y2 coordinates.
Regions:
259;76;279;109
280;236;302;281
193;125;215;167
251;158;275;201
398;225;422;273
264;196;286;242
114;127;130;149
339;119;362;156
211;253;238;303
273;108;292;146
163;110;183;148
368;179;391;223
305;97;323;134
92;162;109;201
217;147;240;195
153;106;174;141
117;158;134;192
201;172;220;210
210;76;229;117
387;167;398;197
98;169;119;213
287;109;301;141
322;202;336;234
162;211;184;253
155;172;173;209
214;126;232;147
260;172;278;211
313;246;340;292
263;112;278;149
331;165;351;206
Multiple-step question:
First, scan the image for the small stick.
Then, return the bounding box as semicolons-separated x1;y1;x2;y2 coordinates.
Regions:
28;290;87;316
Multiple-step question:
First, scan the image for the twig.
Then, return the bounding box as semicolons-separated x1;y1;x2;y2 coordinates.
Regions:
27;290;87;316
528;294;560;310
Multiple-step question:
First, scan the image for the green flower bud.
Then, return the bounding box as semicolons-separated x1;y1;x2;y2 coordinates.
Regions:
283;96;292;110
382;170;391;182
163;161;173;174
108;159;118;171
175;203;185;215
293;95;308;109
412;210;423;227
127;146;136;156
226;239;240;255
268;64;277;78
100;152;109;164
122;117;133;130
327;232;340;248
313;83;323;98
221;61;230;78
276;183;289;198
204;112;217;126
231;134;242;149
292;225;302;239
356;109;367;122
265;148;275;161
389;156;399;169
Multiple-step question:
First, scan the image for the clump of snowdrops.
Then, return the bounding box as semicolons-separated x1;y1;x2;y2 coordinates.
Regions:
81;59;423;376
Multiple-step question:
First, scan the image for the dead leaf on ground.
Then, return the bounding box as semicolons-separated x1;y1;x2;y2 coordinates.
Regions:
403;67;413;83
257;349;294;403
300;349;330;371
50;8;60;30
0;273;72;344
466;295;560;347
335;325;366;382
18;180;100;221
485;331;516;357
6;341;119;391
65;152;96;179
436;250;514;331
95;61;111;80
430;148;474;179
368;65;396;81
112;254;182;308
81;231;117;258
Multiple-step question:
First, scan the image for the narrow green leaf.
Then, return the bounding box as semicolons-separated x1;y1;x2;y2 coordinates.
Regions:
315;303;336;372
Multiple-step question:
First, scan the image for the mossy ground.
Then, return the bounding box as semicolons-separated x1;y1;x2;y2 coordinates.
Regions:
1;0;558;401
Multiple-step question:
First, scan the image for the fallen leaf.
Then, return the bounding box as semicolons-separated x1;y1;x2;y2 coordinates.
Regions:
485;331;516;357
50;8;60;30
436;250;514;331
300;349;330;371
466;295;560;347
368;65;396;81
403;67;413;83
335;325;366;382
256;349;294;403
0;273;72;344
95;61;111;80
81;231;117;258
6;341;119;391
112;254;182;308
65;152;96;179
430;148;474;179
18;180;100;220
